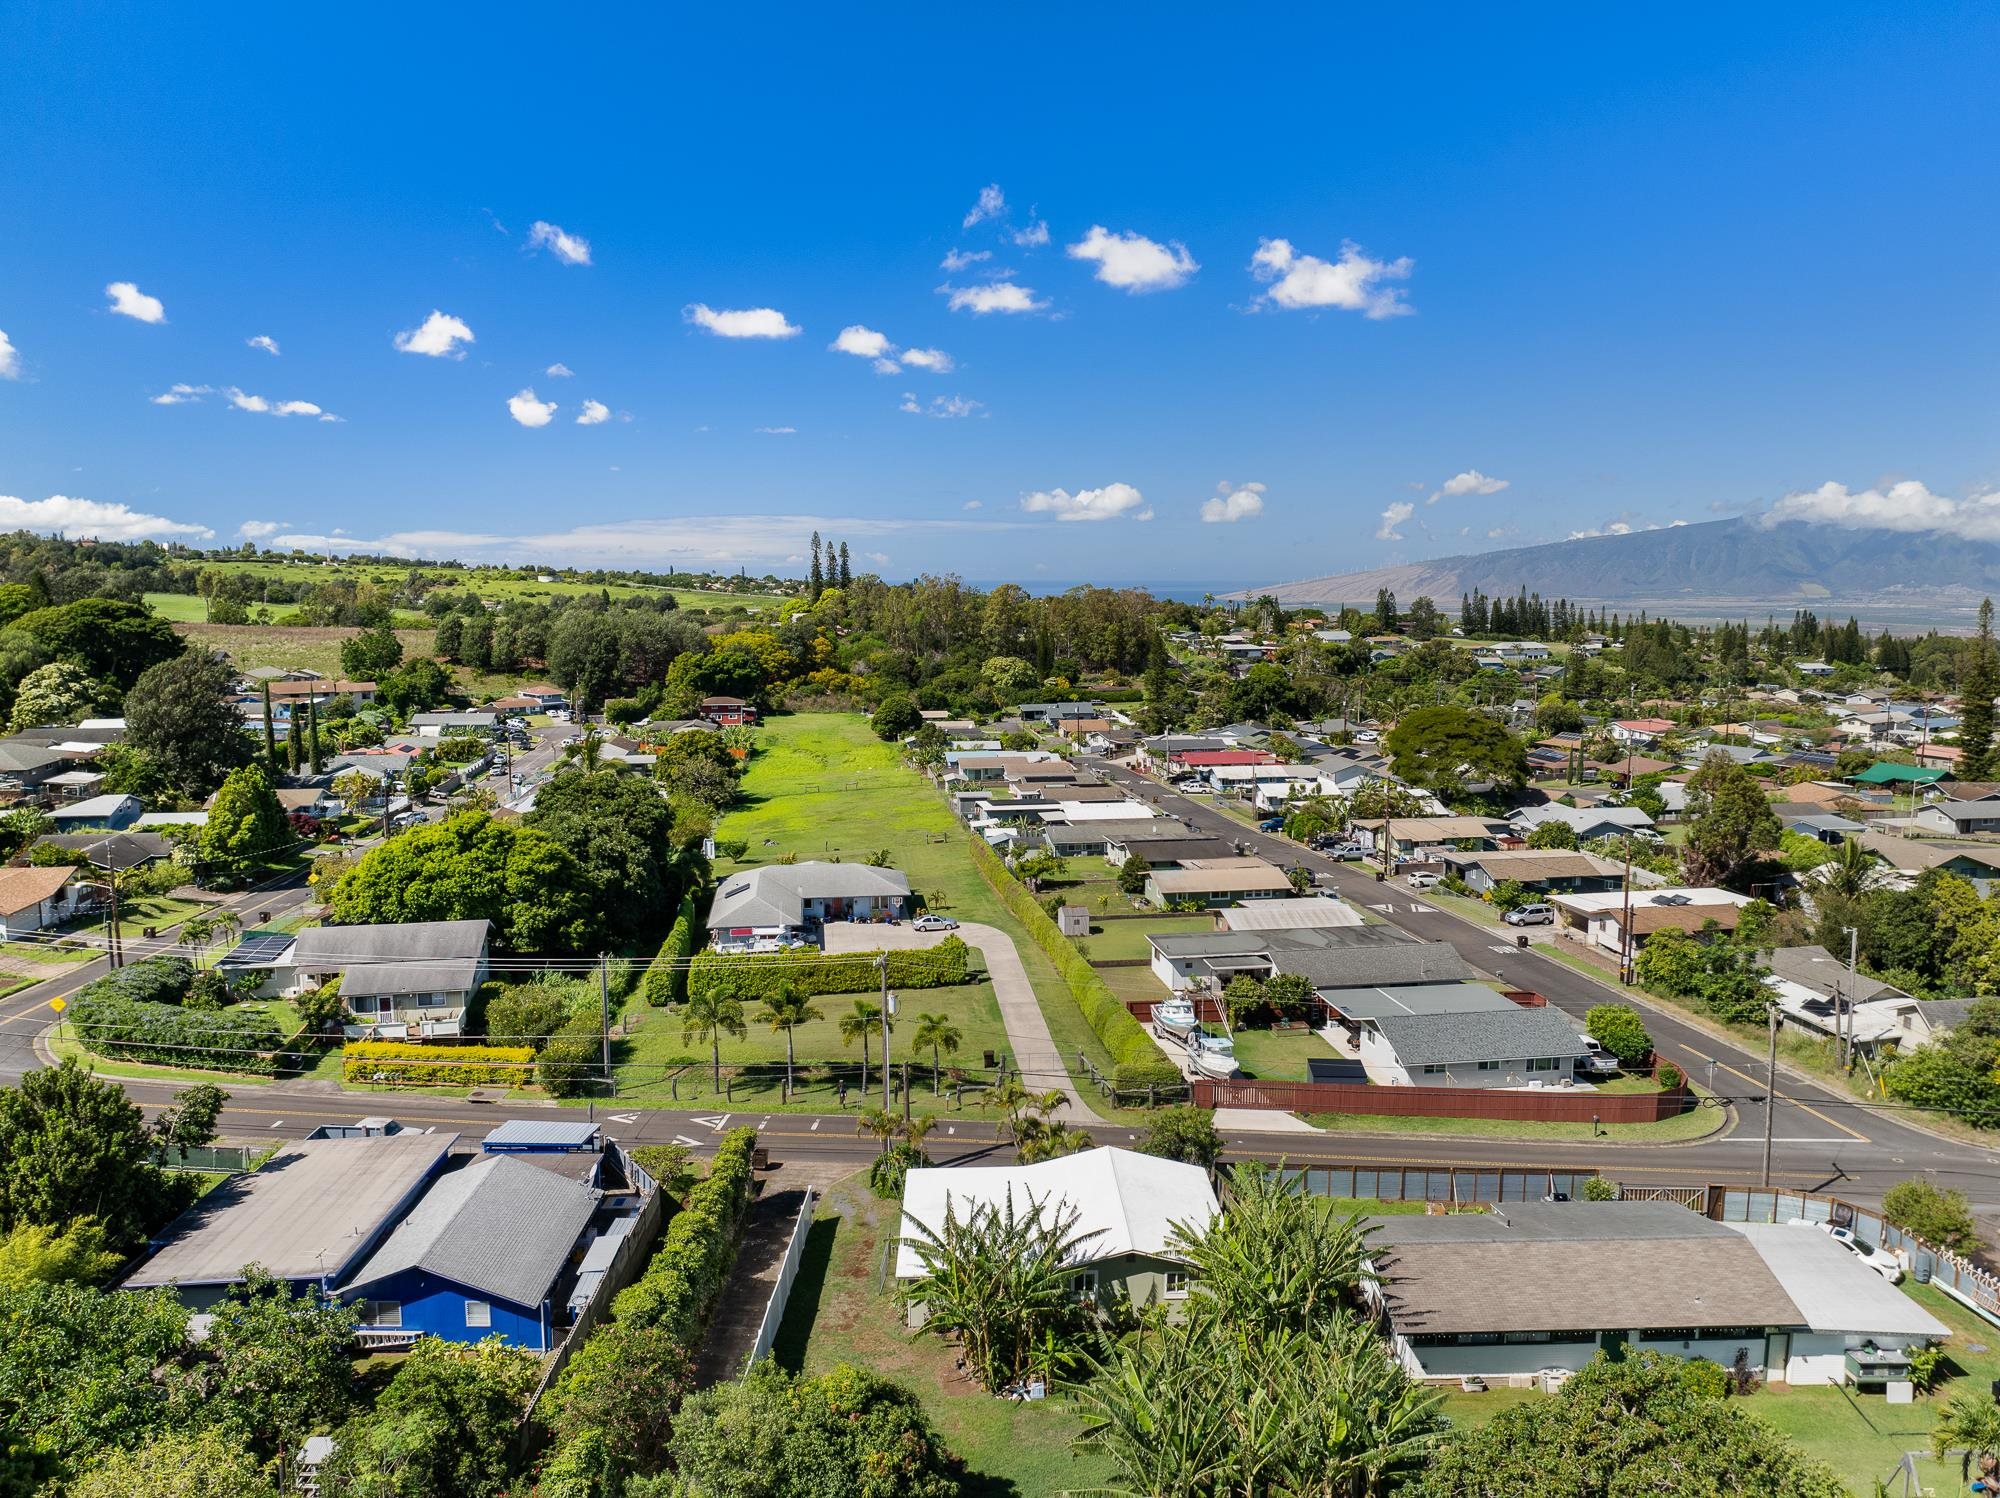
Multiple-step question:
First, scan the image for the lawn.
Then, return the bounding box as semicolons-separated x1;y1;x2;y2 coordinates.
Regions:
61;895;209;942
1300;1080;1728;1143
673;713;1134;1112
1227;1024;1334;1081
1073;913;1214;963
773;1169;1120;1497
192;557;791;613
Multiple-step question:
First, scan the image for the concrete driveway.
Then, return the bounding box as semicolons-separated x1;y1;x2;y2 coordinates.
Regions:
820;920;1104;1122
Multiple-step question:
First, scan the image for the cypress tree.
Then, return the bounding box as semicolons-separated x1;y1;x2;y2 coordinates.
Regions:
261;682;278;770
808;530;824;601
285;712;300;773
1960;599;1997;781
838;541;852;589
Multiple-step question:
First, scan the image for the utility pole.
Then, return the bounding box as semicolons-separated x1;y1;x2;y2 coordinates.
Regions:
1617;832;1636;984
106;868;122;969
599;954;613;1098
879;954;892;1112
1761;1004;1779;1187
1843;925;1859;1071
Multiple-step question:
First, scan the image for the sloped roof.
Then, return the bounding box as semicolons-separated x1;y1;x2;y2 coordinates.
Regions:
1725;1223;1949;1339
342;1154;597;1308
896;1147;1217;1279
706;861;911;929
1373;1005;1586;1067
291;919;490;997
1270;940;1475;990
1766;945;1907;1003
0;864;77;916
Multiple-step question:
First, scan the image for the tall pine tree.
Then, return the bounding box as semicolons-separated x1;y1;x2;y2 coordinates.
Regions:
808;530;824;601
838;540;851;588
1960;598;1997;781
261;682;279;770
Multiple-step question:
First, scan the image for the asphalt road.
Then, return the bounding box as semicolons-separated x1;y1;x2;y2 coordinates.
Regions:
1093;758;2000;1210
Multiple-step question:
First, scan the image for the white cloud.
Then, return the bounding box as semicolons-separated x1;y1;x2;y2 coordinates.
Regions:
105;281;166;323
223;388;334;420
899;392;983;419
898;347;953;373
0;329;17;380
394;310;475;358
1760;480;2000;542
940;248;991;271
963;184;1006;228
1067;225;1197;292
684;303;801;339
1201;481;1266;524
0;493;211;541
1020;482;1150;522
226;389;269;413
151;382;211;405
1012;218;1051;248
272;400;324;417
546;362;574;378
507;388;558;427
1427;469;1509;505
864;550;890;565
962;499;983;510
238;519;286;539
831;325;893;359
941;282;1046;315
1375;501;1415;541
528;220;592;266
1250;238;1414;318
246;334;280;355
755;425;797;435
576;399;610;426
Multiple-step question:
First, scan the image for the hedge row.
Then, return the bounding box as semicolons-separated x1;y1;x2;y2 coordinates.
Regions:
686;937;971;1002
70;994;287;1073
644;894;698;1008
965;835;1182;1090
342;1039;535;1087
608;1125;759;1342
537;1013;608;1098
76;955;194;1007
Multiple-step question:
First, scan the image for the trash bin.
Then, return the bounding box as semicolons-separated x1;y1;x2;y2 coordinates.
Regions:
1517;934;1529;950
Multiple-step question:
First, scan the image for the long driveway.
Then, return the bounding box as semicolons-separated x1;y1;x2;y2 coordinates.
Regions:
821;921;1105;1123
1093;757;2000;1213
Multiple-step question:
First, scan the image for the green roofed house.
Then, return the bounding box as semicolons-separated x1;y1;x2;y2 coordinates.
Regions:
1847;763;1947;787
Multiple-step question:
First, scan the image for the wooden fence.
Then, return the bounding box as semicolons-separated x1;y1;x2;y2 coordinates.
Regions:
1194;1076;1694;1124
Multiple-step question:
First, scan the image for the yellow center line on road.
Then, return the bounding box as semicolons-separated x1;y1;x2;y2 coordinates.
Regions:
1679;1046;1868;1143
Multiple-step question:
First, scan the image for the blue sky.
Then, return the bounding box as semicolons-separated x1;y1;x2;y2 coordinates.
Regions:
1;5;1995;586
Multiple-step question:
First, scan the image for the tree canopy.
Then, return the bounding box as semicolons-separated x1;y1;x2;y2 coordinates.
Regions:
1384;705;1528;798
10;598;183;691
524;769;684;943
1682;751;1783;891
124;651;253;797
198;764;289;884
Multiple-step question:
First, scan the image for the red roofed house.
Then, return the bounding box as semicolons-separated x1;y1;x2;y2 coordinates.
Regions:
1608;718;1676;745
698;696;759;727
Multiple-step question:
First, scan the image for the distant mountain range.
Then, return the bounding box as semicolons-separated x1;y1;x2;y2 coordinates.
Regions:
1234;518;2000;628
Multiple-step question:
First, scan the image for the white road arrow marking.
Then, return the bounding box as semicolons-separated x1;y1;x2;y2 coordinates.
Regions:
692;1114;731;1131
608;1112;639;1124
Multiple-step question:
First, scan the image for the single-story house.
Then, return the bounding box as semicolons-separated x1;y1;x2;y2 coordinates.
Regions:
409;711;500;738
286;919;493;1038
1548;888;1753;954
1319;983;1588;1087
340;1154;600;1352
1218;896;1359;933
0;865;86;940
275;786;346;820
1510;803;1655;843
1854;829;2000;889
49;793;142;832
43;768;106;802
133;810;208;832
0;741;78;794
1607;718;1677;745
34;830;172;871
1146;925;1466;996
1143;856;1292;908
1105;835;1239;869
1365;1203;1948;1387
266;679;378;711
124;1131;459;1308
706;861;912;950
897;1148;1218;1322
1033;818;1156;860
1433;848;1625;897
1780;811;1867;845
1016;700;1105;724
1350;816;1512;861
1911;796;2000;837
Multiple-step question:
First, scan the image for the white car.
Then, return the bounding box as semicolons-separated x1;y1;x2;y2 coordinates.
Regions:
911;914;958;933
1791;1220;1905;1283
1405;871;1442;889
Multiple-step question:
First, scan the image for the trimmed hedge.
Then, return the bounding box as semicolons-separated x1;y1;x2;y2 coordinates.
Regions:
644;894;698;1008
69;994;286;1073
537;1012;608;1098
77;955;195;1006
342;1039;534;1087
965;835;1181;1091
609;1126;759;1342
686;936;970;1002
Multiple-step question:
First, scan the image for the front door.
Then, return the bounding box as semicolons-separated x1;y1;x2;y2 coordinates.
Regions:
1765;1333;1790;1383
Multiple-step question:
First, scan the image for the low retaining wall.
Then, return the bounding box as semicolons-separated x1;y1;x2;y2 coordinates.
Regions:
1194;1077;1693;1123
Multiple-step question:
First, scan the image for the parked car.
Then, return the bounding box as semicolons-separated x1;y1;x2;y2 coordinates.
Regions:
911;914;958;932
1353;730;1380;744
1257;817;1285;832
1325;841;1371;860
1503;902;1555;926
1405;871;1442;889
1575;1036;1620;1075
1800;1222;1905;1283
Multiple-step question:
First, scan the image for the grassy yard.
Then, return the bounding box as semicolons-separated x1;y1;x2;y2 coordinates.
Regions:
1074;913;1214;963
1227;1024;1334;1081
1301;1079;1728;1143
675;713;1135;1113
773;1169;1119;1497
61;895;209;942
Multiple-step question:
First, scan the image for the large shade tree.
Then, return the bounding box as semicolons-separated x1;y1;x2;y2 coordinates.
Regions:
124;651;252;797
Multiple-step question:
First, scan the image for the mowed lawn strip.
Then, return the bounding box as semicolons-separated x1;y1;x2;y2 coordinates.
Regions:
774;1169;1119;1496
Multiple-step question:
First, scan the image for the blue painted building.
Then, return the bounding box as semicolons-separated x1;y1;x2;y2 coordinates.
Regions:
340;1153;598;1352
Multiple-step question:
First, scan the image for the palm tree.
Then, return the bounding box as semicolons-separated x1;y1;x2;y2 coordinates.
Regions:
681;981;747;1093
1013;1117;1092;1164
986;1076;1032;1140
177;909;243;967
1932;1391;2000;1488
912;1011;962;1095
560;725;607;775
759;983;822;1099
902;1114;938;1150
839;998;883;1095
1820;835;1885;901
856;1105;898;1151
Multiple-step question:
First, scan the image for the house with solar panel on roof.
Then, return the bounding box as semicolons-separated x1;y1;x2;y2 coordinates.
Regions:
213;919;491;1039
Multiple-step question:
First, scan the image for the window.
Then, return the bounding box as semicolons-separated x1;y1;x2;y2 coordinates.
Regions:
1421;1064;1447;1076
1164;1271;1189;1299
1071;1270;1098;1299
1528;1057;1558;1072
358;1300;401;1328
417;993;448;1009
349;995;380;1016
465;1300;491;1328
1477;1060;1501;1072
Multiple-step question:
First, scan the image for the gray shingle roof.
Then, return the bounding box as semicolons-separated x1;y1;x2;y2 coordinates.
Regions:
706;861;910;929
291;919;489;997
1270;941;1475;990
1372;1005;1587;1067
342;1154;598;1308
1766;945;1907;1003
36;831;171;869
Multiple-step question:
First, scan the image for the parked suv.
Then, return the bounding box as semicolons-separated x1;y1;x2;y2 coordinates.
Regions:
1504;903;1555;926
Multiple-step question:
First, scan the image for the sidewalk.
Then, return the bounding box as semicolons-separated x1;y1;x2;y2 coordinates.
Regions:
692;1185;811;1387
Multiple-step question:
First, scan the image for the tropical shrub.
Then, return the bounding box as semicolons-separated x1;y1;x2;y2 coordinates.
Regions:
686;937;969;1002
69;994;286;1073
341;1040;532;1088
644;896;699;1007
1882;1178;1984;1253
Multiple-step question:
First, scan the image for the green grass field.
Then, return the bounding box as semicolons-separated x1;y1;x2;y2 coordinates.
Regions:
1072;913;1214;962
637;712;1130;1111
187;559;790;612
773;1169;1120;1497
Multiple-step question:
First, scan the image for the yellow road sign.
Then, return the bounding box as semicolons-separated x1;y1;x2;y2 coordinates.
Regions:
48;997;66;1013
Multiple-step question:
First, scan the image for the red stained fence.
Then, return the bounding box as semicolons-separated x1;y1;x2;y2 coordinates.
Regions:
1192;1077;1693;1124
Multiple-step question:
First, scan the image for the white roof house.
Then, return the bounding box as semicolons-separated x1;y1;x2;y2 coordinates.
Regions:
1725;1223;1949;1345
706;861;912;946
1219;896;1361;932
895;1148;1219;1280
